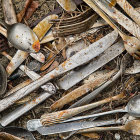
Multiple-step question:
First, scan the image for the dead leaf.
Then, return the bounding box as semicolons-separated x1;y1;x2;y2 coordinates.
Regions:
45;61;59;74
17;0;33;22
25;1;39;20
40;52;55;71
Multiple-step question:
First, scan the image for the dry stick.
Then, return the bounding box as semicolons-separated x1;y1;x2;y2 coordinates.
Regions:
50;69;116;110
40;93;125;126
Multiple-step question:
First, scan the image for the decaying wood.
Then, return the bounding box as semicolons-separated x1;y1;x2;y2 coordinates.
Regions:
50;69;116;110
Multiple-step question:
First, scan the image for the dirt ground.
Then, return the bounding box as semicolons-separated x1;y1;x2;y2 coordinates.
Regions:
0;0;140;140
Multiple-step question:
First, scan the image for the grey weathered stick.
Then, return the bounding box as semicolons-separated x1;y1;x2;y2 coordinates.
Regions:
0;30;118;112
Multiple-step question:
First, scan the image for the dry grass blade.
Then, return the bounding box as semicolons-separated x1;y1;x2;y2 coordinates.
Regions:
40;93;125;126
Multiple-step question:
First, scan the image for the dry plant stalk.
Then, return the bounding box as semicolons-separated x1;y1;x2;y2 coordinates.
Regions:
41;93;125;126
51;69;116;110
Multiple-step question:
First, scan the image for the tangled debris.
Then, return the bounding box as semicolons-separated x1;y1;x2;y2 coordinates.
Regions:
0;0;140;140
